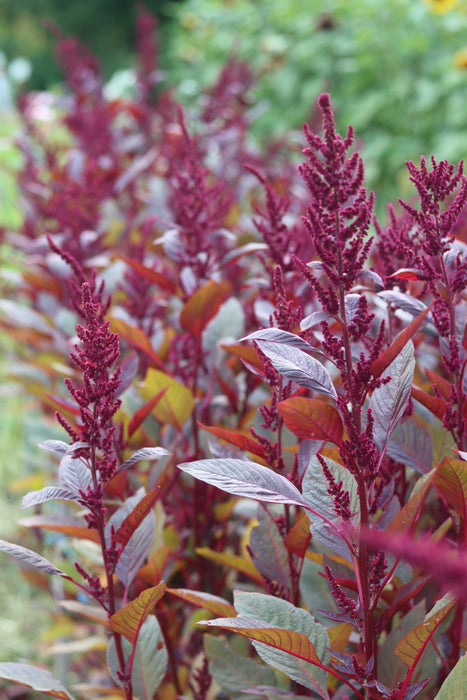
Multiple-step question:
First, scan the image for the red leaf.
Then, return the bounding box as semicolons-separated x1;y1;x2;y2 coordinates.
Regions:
388;268;428;281
371;305;431;379
411;386;447;421
198;422;266;459
388;471;435;534
278;397;343;444
128;388;168;438
117;255;176;293
424;367;452;401
180;280;229;337
114;483;163;550
110;318;170;373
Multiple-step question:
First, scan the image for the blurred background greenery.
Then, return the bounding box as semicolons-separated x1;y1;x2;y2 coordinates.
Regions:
1;0;467;682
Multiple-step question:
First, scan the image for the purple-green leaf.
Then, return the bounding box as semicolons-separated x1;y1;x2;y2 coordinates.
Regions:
177;459;308;508
369;341;415;451
0;539;67;577
117;446;170;473
0;662;75;699
252;341;337;400
21;487;81;509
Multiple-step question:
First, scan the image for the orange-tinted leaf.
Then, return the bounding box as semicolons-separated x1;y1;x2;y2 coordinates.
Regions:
180;280;228;337
138;546;171;585
117;256;177;293
167;589;235;617
434;457;467;523
18;515;99;543
327;623;353;651
128;388;168;438
195;547;263;585
139;369;194;429
284;513;311;558
110;318;169;373
114;483;163;549
198;423;266;459
388;471;435;534
202;618;321;666
372;306;431;379
110;583;166;643
394;596;455;667
59;600;109;627
411;386;446;421
221;343;264;374
278;397;343;444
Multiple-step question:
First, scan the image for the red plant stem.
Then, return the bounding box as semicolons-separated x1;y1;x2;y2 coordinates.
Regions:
89;429;133;699
336;254;374;672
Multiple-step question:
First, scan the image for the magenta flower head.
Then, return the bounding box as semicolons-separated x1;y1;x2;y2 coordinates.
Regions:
296;93;374;312
58;281;122;488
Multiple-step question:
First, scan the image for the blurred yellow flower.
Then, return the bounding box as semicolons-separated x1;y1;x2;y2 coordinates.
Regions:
423;0;458;12
455;48;467;68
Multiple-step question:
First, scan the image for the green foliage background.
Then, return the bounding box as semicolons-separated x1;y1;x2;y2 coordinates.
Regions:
166;0;467;210
0;0;183;89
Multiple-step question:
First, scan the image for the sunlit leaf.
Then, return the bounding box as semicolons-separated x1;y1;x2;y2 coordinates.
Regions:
195;548;263;585
127;388;168;438
278;397;343;444
0;663;75;699
177;458;308;507
284;513;311;558
110;583;166;643
434;457;467;523
139;369;194;429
